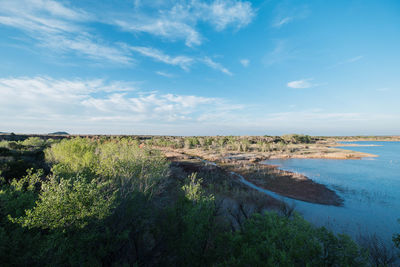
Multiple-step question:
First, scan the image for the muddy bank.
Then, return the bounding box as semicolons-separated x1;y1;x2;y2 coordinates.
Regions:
225;163;343;206
162;148;343;206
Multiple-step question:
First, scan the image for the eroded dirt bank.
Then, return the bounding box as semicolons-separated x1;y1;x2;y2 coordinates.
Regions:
162;148;344;206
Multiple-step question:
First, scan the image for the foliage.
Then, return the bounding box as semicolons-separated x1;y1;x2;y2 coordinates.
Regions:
394;221;400;249
359;233;398;266
159;173;220;266
215;212;368;266
21;137;48;148
0;170;43;265
45;137;97;175
0;138;50;181
0;136;392;266
12;175;115;230
46;138;169;197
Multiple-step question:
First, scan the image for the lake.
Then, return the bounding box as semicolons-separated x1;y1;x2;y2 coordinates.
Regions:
263;141;400;246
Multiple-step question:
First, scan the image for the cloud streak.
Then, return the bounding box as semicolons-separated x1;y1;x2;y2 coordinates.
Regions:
240;58;250;67
0;0;242;73
130;46;232;75
202;57;233;75
272;4;310;28
273;17;293;28
114;0;255;47
0;0;132;64
287;78;315;89
130;46;194;70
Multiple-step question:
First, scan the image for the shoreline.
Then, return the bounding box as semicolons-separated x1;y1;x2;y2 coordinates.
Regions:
1;134;379;207
162;147;346;206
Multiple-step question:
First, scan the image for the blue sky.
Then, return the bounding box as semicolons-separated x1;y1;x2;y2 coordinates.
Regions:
1;0;399;135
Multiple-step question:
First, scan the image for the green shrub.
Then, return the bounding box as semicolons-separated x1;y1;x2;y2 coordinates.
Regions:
45;137;97;175
215;212;368;266
21;137;47;148
160;173;220;266
46;138;169;197
0;147;11;156
12;175;115;230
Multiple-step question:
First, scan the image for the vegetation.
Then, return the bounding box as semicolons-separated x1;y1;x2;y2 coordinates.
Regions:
0;136;398;266
143;134;316;153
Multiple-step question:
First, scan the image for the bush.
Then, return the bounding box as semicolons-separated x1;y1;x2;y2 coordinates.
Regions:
215;212;368;266
21;137;47;148
47;138;169;197
0;147;11;156
12;175;116;230
159;173;220;266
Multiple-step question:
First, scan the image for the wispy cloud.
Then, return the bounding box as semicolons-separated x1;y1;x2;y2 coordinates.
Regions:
202;0;255;31
287;78;315;89
0;0;244;71
114;0;255;47
0;0;131;64
130;46;232;75
272;4;310;28
328;55;364;69
156;71;174;78
240;58;250;67
264;40;299;66
347;55;364;63
202;57;233;75
43;35;132;64
273;17;293;28
130;46;194;70
115;19;202;47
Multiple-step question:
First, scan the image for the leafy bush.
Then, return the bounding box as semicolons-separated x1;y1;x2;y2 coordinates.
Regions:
12;175;115;230
45;137;97;175
0;147;11;156
159;173;220;266
21;137;47;148
47;138;169;197
214;212;368;266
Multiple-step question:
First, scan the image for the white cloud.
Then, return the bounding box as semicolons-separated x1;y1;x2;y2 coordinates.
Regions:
114;0;255;47
240;58;250;67
1;77;398;135
328;55;364;69
272;4;309;28
264;40;299;66
0;1;247;70
130;46;194;70
156;71;174;78
273;17;293;28
202;57;233;75
201;0;255;31
0;76;240;131
0;0;132;64
43;35;132;64
287;78;314;89
115;19;202;47
347;55;364;63
130;46;232;74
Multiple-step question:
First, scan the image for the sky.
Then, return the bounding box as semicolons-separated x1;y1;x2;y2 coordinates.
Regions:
0;0;399;136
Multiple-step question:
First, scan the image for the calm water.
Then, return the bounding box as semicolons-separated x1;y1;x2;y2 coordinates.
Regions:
263;141;400;245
